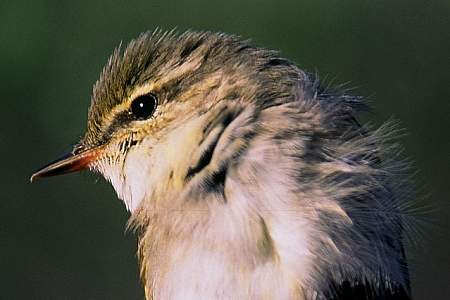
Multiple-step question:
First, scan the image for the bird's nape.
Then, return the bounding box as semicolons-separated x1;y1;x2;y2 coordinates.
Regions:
31;30;412;300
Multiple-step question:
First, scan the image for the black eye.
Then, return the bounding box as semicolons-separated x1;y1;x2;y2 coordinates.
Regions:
130;93;157;120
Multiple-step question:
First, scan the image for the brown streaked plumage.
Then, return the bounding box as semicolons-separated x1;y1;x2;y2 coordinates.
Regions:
32;30;412;299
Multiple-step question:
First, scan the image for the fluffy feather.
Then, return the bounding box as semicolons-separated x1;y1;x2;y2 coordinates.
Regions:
83;31;411;299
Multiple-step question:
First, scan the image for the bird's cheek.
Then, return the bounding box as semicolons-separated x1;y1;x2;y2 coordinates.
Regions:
153;116;206;184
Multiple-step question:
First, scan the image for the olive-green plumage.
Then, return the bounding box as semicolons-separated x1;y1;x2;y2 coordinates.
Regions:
33;30;412;300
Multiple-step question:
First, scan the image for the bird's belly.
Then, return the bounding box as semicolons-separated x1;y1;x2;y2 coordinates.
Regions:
151;251;304;300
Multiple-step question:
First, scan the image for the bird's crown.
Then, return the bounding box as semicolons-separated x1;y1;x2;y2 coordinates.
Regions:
82;30;295;149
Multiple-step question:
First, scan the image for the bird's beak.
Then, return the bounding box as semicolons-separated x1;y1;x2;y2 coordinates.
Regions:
30;146;104;182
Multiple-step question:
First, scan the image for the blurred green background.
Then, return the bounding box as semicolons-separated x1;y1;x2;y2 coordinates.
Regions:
1;0;449;299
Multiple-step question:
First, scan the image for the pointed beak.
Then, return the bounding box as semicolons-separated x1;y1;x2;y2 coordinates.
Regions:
30;146;104;183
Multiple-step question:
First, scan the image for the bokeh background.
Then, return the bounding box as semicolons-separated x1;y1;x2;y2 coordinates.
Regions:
1;0;449;299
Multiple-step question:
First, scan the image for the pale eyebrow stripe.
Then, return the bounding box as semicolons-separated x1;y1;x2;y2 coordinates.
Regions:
97;44;210;144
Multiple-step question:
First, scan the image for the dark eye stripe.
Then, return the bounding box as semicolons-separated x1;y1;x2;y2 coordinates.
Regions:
100;111;134;144
99;93;158;145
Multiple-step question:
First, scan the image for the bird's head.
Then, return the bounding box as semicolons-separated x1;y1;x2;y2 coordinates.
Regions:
31;31;299;212
31;31;412;298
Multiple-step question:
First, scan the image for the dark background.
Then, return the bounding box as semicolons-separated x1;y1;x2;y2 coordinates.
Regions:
1;0;449;299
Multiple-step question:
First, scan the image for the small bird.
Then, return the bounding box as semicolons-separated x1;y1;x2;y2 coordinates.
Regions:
32;30;411;299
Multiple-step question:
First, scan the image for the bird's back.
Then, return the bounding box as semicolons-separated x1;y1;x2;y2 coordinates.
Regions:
131;69;411;299
40;30;411;299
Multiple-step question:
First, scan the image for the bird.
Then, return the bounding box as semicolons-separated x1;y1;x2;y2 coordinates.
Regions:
31;30;412;299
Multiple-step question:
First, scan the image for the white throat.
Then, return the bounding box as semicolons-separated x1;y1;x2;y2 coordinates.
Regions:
98;114;208;212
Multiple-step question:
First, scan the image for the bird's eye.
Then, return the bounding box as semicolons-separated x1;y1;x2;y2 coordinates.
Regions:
130;93;157;120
